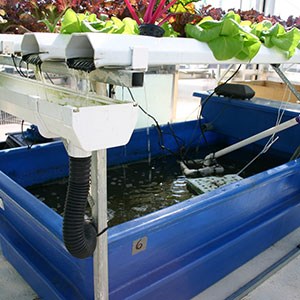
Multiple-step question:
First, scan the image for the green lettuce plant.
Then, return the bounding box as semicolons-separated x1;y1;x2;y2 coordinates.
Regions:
251;20;300;58
60;8;139;34
185;11;300;61
185;11;261;61
60;7;179;37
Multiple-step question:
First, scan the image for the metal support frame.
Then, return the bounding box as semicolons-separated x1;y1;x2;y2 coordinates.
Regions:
0;56;144;88
271;64;300;102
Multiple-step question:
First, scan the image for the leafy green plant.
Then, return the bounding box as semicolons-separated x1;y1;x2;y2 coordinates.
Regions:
160;22;179;37
38;4;66;32
60;5;180;37
251;20;300;58
60;8;139;34
185;11;261;61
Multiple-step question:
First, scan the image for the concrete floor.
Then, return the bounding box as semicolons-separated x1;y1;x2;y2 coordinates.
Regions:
244;254;300;300
1;77;300;299
0;247;37;300
195;228;300;300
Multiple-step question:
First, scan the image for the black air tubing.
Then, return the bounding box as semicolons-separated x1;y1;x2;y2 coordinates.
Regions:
63;156;97;259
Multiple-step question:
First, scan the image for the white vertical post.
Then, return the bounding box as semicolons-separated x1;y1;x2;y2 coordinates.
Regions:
91;82;109;300
171;67;179;122
91;150;108;300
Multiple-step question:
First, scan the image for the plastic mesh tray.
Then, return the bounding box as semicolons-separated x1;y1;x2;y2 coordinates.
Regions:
187;174;243;194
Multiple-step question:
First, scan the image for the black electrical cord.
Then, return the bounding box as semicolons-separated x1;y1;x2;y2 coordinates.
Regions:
167;122;185;150
12;51;57;85
188;65;243;150
97;226;109;237
199;64;242;136
19;57;27;75
181;65;242;162
127;88;185;160
11;54;26;77
126;67;242;164
21;120;34;149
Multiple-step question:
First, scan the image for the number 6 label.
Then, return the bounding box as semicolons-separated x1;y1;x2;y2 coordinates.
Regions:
132;236;148;255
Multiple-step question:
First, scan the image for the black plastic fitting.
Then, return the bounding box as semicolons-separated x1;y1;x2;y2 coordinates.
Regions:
63;156;97;259
138;24;165;37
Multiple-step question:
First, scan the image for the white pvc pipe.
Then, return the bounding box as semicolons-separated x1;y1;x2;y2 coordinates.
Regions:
205;115;300;162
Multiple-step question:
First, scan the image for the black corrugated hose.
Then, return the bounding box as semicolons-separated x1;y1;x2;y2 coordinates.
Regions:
63;156;97;259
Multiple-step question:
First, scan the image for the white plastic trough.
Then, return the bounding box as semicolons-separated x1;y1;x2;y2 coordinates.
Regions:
0;34;23;54
0;72;138;157
9;32;300;71
65;32;300;69
21;33;71;61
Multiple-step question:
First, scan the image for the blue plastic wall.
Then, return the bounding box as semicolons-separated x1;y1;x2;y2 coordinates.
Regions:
0;175;93;300
0;120;214;187
195;93;300;156
108;161;300;299
1;98;300;299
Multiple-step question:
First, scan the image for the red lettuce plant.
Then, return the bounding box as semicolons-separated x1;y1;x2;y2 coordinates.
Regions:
0;0;69;33
231;8;300;30
169;4;224;36
0;0;128;33
124;0;179;26
1;1;299;37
